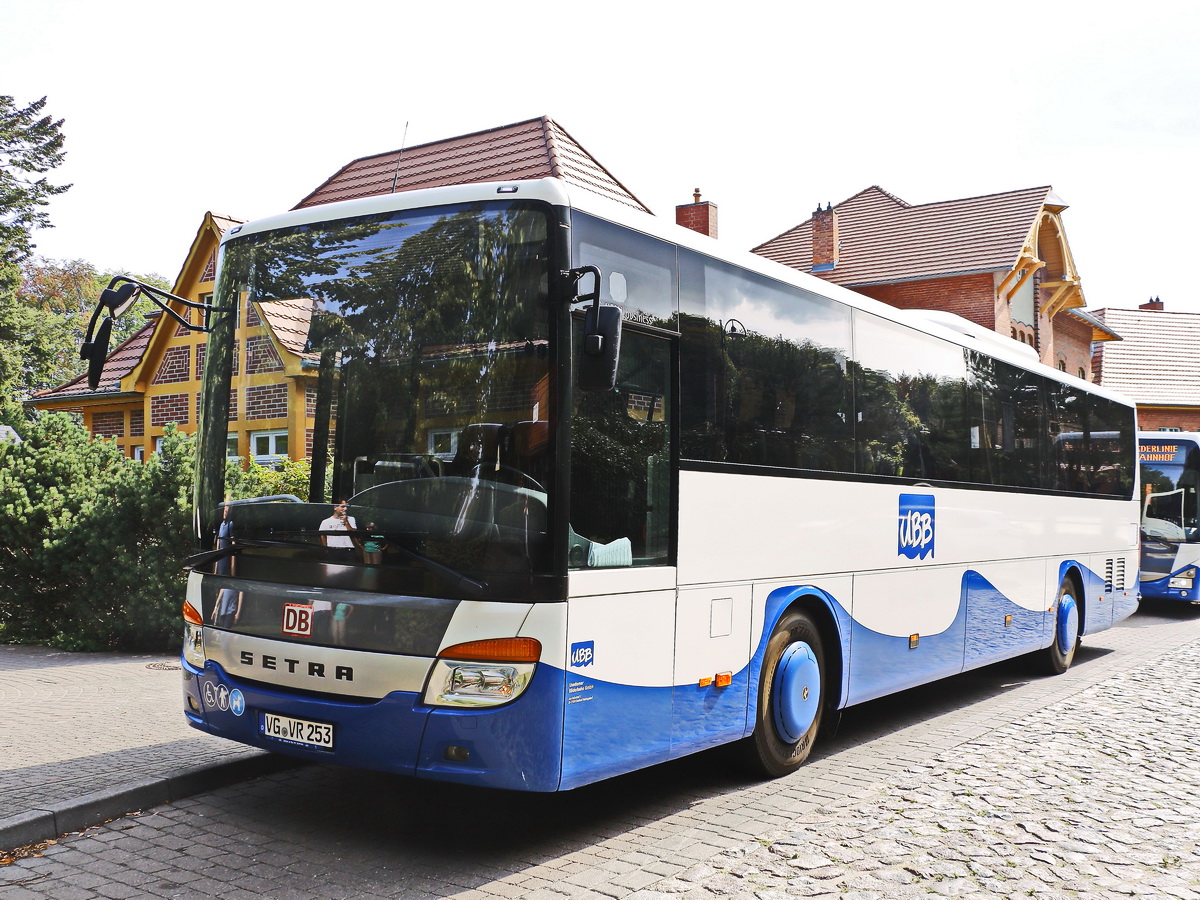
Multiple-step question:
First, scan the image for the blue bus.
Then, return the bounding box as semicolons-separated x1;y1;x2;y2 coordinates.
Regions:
141;178;1139;790
1139;432;1200;602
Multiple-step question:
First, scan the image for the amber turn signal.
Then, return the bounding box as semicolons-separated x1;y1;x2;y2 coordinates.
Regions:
439;637;541;663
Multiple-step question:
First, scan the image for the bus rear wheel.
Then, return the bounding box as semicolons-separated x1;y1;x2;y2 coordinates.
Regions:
1037;577;1081;675
741;609;825;778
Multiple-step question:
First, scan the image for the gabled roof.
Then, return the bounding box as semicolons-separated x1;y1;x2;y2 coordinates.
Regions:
172;212;244;294
1093;307;1200;406
753;185;1056;286
294;116;651;214
31;317;157;402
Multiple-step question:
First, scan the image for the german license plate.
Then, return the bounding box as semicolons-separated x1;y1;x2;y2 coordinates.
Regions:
261;712;334;750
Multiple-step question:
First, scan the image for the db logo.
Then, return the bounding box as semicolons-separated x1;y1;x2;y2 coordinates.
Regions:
282;603;313;637
570;641;595;668
897;493;935;561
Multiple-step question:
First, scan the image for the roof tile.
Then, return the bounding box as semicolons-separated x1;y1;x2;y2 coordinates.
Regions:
1094;308;1200;406
295;116;650;213
754;185;1053;285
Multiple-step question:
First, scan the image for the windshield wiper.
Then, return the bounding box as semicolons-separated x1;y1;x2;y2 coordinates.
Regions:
182;537;319;571
377;536;488;597
185;532;488;597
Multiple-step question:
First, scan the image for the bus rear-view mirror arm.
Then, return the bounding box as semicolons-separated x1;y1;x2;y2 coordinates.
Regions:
79;276;236;390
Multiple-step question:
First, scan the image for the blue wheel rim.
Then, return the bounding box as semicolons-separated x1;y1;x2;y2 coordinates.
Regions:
772;641;820;744
1056;592;1079;655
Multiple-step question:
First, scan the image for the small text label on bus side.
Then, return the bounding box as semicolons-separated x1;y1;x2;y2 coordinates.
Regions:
898;494;936;560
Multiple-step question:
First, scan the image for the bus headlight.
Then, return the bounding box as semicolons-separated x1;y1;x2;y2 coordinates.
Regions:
426;661;534;707
183;622;206;668
1170;568;1196;590
423;637;540;708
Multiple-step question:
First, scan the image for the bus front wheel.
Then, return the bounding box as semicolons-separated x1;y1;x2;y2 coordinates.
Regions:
1037;577;1081;675
741;609;826;778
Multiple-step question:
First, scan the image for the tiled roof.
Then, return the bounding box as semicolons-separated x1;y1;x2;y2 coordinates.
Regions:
31;317;157;401
1094;308;1200;406
295;116;651;214
753;185;1054;285
257;298;316;360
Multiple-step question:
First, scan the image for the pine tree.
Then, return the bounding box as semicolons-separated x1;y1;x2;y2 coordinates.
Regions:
0;95;69;264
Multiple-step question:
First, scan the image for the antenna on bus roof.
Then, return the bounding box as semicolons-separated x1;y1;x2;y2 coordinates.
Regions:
389;121;410;194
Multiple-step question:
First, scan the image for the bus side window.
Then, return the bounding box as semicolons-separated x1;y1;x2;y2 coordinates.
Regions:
570;329;672;567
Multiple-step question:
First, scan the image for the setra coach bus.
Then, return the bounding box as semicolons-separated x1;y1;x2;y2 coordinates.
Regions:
83;176;1141;791
1139;432;1200;603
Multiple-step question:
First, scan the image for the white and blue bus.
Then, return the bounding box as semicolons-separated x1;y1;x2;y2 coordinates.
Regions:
174;178;1140;790
1139;432;1200;602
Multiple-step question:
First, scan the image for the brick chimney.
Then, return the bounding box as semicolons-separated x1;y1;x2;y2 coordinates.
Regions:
811;203;839;272
676;189;717;238
1140;296;1164;311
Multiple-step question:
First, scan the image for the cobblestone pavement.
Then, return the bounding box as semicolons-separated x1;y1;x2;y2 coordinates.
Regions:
0;645;281;846
2;603;1199;899
632;632;1200;899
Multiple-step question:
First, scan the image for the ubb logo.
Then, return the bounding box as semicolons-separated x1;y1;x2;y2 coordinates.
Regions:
570;641;595;668
898;494;935;560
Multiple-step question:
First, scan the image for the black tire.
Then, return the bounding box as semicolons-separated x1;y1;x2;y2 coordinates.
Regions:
1036;577;1081;676
740;609;826;778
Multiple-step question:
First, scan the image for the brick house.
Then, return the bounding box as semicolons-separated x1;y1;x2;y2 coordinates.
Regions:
1092;299;1200;431
749;185;1119;380
26;212;310;462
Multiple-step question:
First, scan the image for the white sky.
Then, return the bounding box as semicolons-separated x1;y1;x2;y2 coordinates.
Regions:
3;0;1198;312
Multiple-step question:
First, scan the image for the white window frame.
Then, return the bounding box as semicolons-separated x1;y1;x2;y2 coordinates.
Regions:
251;429;289;465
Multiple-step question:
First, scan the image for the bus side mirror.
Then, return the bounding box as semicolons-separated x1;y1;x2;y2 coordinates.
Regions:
579;304;622;392
567;265;622;393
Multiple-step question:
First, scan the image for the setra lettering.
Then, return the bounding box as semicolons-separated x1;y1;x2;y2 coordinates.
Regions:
237;651;353;681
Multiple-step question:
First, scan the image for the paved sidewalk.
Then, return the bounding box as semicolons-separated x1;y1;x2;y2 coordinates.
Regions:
0;645;296;853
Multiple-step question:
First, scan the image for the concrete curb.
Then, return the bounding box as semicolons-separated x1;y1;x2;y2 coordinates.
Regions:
0;753;301;853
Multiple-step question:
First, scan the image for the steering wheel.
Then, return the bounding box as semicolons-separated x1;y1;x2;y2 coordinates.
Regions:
468;464;545;492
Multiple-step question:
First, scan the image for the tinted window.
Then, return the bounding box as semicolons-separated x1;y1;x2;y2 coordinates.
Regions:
853;312;968;482
679;251;853;471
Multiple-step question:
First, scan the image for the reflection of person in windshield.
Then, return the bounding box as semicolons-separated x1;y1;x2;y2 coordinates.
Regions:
361;523;384;565
319;501;359;563
213;500;243;626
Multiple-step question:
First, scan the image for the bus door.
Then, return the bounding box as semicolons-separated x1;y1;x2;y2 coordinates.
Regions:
561;328;676;788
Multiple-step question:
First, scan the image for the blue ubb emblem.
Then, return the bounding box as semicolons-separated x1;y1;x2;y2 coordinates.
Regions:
570;641;595;668
898;493;935;560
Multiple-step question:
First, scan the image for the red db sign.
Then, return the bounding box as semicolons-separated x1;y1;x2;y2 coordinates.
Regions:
282;603;313;637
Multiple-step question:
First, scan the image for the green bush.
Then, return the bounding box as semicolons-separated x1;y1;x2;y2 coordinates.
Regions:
0;414;194;651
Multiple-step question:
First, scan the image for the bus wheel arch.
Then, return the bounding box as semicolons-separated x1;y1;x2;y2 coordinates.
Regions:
741;598;840;778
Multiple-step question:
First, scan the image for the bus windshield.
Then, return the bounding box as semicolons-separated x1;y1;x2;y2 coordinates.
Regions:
1141;439;1200;543
195;200;556;599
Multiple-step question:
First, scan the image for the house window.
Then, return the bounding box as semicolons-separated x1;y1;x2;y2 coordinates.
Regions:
427;429;459;458
226;434;241;459
1160;426;1183;432
251;429;289;465
134;446;145;462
